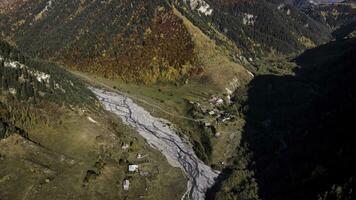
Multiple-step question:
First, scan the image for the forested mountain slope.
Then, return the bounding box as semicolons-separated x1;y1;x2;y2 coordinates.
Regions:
178;0;331;57
0;40;95;107
0;0;333;84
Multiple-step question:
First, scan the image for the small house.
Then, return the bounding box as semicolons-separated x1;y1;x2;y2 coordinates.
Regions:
128;165;139;172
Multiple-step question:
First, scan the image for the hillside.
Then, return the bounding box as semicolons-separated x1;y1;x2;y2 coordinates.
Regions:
0;0;197;83
0;41;187;200
332;20;356;39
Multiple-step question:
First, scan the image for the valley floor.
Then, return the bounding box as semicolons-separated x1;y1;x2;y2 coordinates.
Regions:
91;87;219;200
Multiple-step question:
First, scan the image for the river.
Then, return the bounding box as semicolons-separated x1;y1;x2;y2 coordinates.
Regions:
90;87;219;200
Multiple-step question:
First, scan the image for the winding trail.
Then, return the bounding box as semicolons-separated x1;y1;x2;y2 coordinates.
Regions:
90;87;219;200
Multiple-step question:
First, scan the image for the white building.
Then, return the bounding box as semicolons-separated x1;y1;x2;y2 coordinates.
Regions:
128;165;139;172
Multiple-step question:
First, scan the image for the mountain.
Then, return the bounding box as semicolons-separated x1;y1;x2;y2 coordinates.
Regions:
1;1;355;200
0;0;332;84
287;0;346;8
300;0;356;30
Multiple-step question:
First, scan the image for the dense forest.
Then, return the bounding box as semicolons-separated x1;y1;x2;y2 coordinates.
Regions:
177;0;331;58
0;40;96;137
0;0;196;83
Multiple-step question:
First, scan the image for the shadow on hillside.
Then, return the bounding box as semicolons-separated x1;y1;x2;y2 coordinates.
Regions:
239;38;356;200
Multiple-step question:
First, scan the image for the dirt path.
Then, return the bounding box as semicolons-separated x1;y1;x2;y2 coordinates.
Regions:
72;71;199;122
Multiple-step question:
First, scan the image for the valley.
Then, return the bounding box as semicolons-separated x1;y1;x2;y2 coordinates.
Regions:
1;0;356;200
